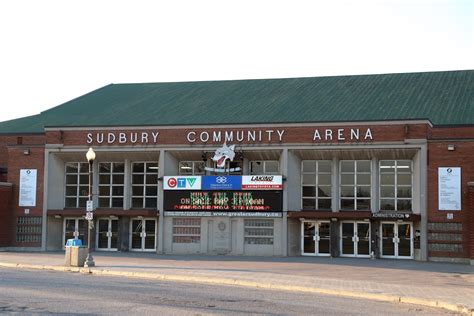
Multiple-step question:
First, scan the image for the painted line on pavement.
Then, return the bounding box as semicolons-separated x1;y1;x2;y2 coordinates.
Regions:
1;262;472;316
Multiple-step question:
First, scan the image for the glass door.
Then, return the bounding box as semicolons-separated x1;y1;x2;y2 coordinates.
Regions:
341;222;355;256
340;221;371;257
357;223;370;256
397;223;413;258
302;221;316;255
63;218;86;247
318;222;331;256
64;219;76;243
144;219;156;250
130;218;157;251
381;223;395;257
96;218;118;251
381;222;413;259
301;221;331;256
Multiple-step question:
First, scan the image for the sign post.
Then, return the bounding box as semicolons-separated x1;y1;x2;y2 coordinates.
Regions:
86;200;94;212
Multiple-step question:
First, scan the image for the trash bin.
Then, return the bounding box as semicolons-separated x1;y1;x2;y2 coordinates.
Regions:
65;239;88;267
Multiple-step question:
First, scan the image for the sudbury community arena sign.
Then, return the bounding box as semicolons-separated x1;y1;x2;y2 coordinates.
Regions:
85;127;374;145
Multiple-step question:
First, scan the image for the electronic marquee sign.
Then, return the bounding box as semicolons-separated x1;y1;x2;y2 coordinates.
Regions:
163;190;283;212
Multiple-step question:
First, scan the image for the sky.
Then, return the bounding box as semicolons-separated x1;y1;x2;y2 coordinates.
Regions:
0;0;472;122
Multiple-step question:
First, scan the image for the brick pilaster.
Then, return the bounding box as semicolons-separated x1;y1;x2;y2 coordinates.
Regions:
0;183;13;246
469;182;474;263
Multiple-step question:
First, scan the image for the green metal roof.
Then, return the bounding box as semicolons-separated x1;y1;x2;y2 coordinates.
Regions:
0;70;473;134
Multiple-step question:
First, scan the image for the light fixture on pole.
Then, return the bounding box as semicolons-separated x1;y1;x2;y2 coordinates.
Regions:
84;147;96;268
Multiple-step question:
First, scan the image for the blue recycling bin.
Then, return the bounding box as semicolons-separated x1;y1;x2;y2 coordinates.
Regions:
66;239;83;246
65;239;87;267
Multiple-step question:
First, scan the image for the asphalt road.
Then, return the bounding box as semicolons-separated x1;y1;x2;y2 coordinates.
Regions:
0;267;460;315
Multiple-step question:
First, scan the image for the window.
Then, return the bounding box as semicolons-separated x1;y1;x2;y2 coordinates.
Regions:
179;161;205;175
172;218;201;243
98;162;125;208
244;219;274;245
16;216;42;243
249;161;279;175
131;162;158;208
340;160;371;211
65;162;89;208
228;161;243;175
379;160;412;211
301;160;332;210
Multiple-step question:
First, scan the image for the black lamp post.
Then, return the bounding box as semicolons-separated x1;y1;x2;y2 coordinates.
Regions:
84;147;96;268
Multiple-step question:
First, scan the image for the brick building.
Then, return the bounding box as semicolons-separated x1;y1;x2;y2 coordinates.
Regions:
0;70;473;264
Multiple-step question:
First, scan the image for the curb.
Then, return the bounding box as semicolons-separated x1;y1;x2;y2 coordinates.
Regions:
1;262;472;315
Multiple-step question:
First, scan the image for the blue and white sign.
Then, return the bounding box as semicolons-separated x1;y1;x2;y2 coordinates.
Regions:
202;176;242;190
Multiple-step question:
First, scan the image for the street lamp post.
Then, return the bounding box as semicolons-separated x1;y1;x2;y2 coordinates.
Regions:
84;147;96;268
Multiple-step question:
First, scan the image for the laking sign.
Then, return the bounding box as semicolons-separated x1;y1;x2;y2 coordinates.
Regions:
242;176;282;190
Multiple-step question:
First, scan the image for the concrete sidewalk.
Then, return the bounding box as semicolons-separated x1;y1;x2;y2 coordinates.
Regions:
1;251;473;315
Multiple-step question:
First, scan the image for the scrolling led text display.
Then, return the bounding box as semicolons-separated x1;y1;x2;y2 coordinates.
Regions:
164;190;282;211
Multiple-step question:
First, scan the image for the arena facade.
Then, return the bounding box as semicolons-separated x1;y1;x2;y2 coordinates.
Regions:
0;70;473;264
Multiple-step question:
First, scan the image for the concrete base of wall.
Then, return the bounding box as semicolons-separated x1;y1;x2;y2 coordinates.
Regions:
0;247;43;252
428;257;470;265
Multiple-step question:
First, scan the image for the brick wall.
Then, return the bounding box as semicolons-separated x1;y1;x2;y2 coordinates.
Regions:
469;183;474;260
0;133;45;247
0;183;13;246
7;145;45;247
427;141;474;259
1;122;473;260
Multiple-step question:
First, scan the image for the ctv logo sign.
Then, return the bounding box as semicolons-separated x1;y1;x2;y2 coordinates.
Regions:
164;176;202;190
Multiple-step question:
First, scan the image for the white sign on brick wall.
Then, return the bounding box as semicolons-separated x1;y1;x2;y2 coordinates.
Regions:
438;167;461;211
19;169;37;207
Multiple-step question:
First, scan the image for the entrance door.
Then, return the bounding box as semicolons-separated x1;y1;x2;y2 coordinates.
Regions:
340;222;371;257
301;221;330;256
381;222;413;259
96;218;118;251
130;218;157;251
63;218;86;247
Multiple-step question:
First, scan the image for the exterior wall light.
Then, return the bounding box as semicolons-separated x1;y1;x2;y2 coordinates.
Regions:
447;144;455;151
86;147;96;162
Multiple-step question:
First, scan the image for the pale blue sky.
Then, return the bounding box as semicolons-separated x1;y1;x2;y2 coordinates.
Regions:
0;0;472;122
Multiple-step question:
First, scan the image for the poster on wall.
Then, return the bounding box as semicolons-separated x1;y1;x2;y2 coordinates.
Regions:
19;169;37;207
438;167;461;211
